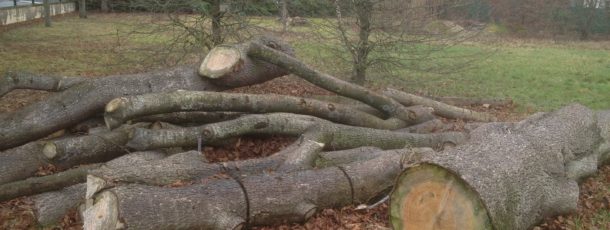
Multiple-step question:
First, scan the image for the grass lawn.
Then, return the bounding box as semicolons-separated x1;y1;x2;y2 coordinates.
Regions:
1;13;609;111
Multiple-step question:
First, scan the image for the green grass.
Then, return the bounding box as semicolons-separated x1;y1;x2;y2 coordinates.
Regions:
1;13;609;111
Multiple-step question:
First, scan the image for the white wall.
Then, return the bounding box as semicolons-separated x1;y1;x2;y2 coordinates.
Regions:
0;2;75;25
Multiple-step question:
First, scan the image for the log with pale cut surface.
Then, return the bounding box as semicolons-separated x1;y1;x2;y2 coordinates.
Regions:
390;105;610;230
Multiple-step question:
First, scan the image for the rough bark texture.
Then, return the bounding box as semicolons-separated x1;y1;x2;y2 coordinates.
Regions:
199;36;294;87
0;124;146;185
84;148;427;229
30;151;166;226
384;88;496;122
240;41;420;123
0;164;100;202
0;66;222;151
0;72;83;97
0;142;47;184
104;91;408;130
124;113;466;151
133;111;242;125
390;104;609;230
32;183;86;226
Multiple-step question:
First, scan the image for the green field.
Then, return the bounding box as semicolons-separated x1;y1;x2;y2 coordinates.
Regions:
1;13;609;111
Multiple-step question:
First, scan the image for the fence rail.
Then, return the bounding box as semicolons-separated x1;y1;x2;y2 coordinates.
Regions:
0;0;70;9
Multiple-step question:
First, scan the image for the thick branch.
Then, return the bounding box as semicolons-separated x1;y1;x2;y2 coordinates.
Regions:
134;111;242;125
200;40;419;123
0;164;100;202
104;91;407;130
384;88;497;122
0;66;222;151
0;71;85;97
126;113;466;151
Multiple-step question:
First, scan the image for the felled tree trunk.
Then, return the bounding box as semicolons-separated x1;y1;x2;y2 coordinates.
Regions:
28;151;166;226
84;148;428;229
390;104;610;230
0;37;295;151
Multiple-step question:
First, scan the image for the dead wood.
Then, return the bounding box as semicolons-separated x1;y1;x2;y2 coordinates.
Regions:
384;88;496;122
83;147;428;229
390;104;610;230
125;113;466;151
0;71;85;97
103;91;409;130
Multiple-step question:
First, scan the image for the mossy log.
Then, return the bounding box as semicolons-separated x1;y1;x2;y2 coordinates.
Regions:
390;104;610;230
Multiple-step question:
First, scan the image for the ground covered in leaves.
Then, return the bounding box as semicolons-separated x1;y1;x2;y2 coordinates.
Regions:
0;76;608;230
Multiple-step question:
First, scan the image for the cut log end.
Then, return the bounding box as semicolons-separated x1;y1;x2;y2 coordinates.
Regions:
389;164;492;230
42;142;57;159
199;47;242;79
83;191;122;230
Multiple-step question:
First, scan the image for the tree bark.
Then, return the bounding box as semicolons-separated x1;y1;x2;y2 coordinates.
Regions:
0;67;223;151
124;113;465;151
104;91;408;130
384;88;496;122
100;0;109;13
83;148;427;229
0;123;148;184
43;0;51;27
389;104;610;230
29;151;166;226
280;0;289;32
0;164;100;202
79;0;87;19
201;40;420;124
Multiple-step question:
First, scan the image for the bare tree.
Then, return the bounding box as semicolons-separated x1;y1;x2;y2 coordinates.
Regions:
110;0;253;67
320;0;486;85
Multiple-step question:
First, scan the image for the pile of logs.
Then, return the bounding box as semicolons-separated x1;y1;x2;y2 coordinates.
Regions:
0;36;607;230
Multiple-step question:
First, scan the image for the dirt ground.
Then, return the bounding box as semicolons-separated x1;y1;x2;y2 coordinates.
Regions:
0;76;608;230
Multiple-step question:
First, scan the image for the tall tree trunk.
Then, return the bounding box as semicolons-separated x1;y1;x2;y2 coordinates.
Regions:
211;0;222;46
100;0;109;13
280;0;289;32
79;0;86;19
351;0;373;85
43;0;51;27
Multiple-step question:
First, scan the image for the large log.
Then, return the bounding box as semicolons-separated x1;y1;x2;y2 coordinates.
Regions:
0;67;218;151
389;104;610;230
83;148;428;229
29;151;166;226
0;124;147;184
